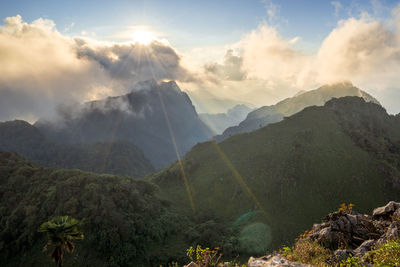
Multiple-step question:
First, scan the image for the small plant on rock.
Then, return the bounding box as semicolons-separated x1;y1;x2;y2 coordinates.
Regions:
338;203;355;213
186;245;222;267
281;246;292;256
295;229;313;241
340;254;362;267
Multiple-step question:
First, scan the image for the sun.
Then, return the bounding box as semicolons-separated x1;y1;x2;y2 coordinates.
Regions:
132;30;156;45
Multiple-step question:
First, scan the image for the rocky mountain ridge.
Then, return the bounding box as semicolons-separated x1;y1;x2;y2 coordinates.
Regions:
216;82;380;142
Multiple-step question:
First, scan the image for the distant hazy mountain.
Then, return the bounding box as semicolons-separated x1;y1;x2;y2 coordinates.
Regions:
35;80;214;169
0;120;155;177
199;104;253;134
151;96;400;253
216;82;380;141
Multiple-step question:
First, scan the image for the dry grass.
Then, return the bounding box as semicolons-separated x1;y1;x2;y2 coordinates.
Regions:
285;240;332;266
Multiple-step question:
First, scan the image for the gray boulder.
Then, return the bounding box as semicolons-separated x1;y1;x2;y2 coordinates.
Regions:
353;239;376;257
373;201;400;217
248;255;311;267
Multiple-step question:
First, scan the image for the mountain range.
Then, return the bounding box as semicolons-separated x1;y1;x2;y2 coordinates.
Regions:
1;81;400;266
0;120;155;177
150;96;400;254
35;80;214;169
199;104;253;135
216;82;380;141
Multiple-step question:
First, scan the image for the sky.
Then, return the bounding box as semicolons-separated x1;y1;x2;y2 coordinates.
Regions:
0;0;400;121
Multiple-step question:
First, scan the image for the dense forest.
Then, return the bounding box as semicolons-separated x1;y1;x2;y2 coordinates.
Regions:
0;120;155;178
0;151;187;266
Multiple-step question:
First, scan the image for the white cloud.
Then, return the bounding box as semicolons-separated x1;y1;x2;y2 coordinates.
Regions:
0;15;191;121
188;4;400;114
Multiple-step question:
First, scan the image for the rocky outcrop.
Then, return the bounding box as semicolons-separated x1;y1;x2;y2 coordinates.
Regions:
248;201;400;266
308;201;400;264
247;255;311;267
309;210;378;250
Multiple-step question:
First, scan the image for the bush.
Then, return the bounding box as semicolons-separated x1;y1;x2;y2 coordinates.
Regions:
285;239;332;266
365;240;400;266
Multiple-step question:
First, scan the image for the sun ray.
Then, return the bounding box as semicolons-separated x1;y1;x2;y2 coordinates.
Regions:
212;141;269;221
141;48;196;213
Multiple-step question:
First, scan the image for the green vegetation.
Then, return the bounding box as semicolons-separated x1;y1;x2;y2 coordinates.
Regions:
0;151;187;266
217;82;380;141
284;239;331;266
336;240;400;266
365;240;400;266
0;120;155;178
38;216;84;267
338;203;355;212
186;245;222;266
340;254;362;267
150;97;400;256
2;96;400;265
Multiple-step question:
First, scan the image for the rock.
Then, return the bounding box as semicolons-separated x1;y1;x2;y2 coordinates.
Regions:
373;201;400;217
310;226;341;249
248;255;311;267
183;262;199;267
345;214;358;226
393;208;400;219
311;222;329;232
353;239;375;257
309;210;378;249
377;221;400;245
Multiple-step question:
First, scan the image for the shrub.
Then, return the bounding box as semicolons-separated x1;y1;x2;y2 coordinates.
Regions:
340;254;362;267
365;240;400;266
285;239;332;266
186;245;222;267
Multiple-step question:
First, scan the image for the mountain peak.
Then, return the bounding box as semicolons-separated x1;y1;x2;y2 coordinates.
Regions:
322;80;354;88
216;83;381;142
132;79;181;93
133;79;158;91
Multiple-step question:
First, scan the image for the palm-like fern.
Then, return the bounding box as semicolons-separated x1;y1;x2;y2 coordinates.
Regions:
38;216;84;267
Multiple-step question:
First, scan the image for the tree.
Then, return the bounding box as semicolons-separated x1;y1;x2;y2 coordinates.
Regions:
38;216;84;267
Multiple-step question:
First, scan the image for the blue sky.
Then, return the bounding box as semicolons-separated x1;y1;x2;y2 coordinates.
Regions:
1;0;398;50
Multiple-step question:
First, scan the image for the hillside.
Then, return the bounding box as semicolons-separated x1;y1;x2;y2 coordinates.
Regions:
199;104;253;134
150;96;400;256
35;80;214;169
0;120;154;178
216;82;380;141
0;151;190;266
